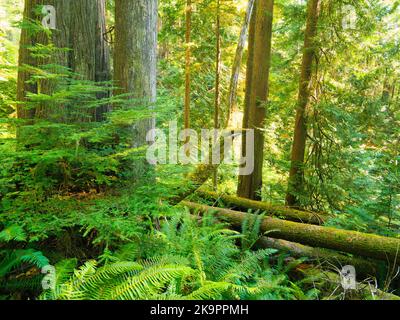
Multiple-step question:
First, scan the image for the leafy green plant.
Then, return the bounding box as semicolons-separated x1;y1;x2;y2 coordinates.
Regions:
39;210;301;300
0;225;49;299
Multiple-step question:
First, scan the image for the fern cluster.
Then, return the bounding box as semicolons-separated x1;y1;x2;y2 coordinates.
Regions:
38;211;301;300
0;225;49;298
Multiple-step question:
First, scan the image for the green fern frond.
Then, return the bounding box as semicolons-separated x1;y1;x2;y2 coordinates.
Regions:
0;249;49;278
241;212;265;250
220;249;276;283
19;249;50;269
187;281;232;300
109;264;194;300
0;225;27;242
78;261;144;299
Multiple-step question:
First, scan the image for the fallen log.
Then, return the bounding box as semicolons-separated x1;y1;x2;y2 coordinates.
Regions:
256;237;385;279
196;190;328;225
182;201;400;263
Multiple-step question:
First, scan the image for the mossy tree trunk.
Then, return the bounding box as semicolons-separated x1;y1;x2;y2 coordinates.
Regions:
286;0;321;207
237;0;274;201
196;190;328;225
213;0;221;191
182;201;400;263
256;237;383;278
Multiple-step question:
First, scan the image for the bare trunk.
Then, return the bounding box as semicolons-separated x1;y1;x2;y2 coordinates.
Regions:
113;0;157;181
286;0;321;207
237;0;274;200
114;0;157;146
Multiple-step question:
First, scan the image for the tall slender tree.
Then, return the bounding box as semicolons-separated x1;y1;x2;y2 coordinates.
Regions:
286;0;321;207
184;0;192;131
237;0;274;200
213;0;221;191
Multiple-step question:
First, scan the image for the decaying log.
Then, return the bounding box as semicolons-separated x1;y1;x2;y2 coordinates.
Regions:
256;237;384;278
196;190;328;225
182;202;400;263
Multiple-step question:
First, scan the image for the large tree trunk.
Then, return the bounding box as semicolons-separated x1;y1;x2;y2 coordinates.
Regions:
226;0;256;127
113;0;157;182
196;190;328;225
17;0;69;120
114;0;157;148
182;202;400;263
237;0;274;200
286;0;321;207
17;0;111;122
94;0;111;120
237;4;256;187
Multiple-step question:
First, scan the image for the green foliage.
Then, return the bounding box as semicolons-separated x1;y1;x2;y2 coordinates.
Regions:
40;211;300;300
0;0;21;118
1;0;399;301
0;224;49;299
256;0;400;235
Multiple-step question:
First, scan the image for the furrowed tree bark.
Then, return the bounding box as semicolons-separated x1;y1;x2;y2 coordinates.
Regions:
286;0;321;207
16;0;38;119
17;0;70;120
114;0;157;178
17;0;111;141
226;0;255;127
237;0;274;201
17;0;110;122
196;190;328;225
182;202;400;263
69;0;111;122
